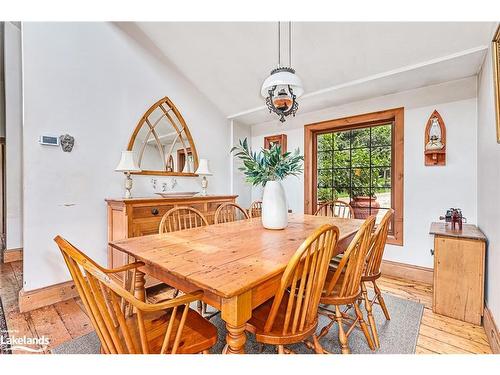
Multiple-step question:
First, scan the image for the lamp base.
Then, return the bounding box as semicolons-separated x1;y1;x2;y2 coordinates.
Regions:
124;172;133;199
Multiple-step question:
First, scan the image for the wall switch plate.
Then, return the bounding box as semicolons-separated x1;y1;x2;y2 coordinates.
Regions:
39;135;60;146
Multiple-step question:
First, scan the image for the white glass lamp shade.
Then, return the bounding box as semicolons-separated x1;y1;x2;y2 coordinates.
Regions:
115;151;141;172
261;69;304;98
195;159;212;176
429;118;442;140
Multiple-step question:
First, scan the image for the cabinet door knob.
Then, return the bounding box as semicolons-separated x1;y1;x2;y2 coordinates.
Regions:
151;208;159;216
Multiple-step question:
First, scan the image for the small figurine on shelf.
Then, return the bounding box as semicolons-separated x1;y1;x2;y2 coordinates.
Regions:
439;208;467;231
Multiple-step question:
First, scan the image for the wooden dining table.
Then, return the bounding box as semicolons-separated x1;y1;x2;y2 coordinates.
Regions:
109;213;364;354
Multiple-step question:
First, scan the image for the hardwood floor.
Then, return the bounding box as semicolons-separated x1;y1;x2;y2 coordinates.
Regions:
0;260;493;354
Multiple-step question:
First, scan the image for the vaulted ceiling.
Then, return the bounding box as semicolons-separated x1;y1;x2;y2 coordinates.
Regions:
130;22;497;125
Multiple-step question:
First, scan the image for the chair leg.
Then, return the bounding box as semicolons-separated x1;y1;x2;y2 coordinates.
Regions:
172;288;180;298
197;300;203;315
362;282;379;348
335;306;350;354
312;334;325;354
354;303;375;351
277;345;285;354
373;281;390;320
318;313;336;339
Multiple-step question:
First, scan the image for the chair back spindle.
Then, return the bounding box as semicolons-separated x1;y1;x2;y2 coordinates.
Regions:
159;206;209;234
248;200;263;218
54;236;202;354
315;200;354;218
263;225;339;336
325;216;375;300
365;209;394;278
214;202;249;224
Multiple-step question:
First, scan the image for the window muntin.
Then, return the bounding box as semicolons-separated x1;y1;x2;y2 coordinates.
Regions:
316;123;394;228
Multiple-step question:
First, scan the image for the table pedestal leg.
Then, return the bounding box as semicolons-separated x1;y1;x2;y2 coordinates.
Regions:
221;291;252;354
224;323;247;354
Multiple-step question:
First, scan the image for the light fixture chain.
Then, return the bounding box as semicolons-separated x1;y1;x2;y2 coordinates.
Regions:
278;21;281;67
289;21;292;67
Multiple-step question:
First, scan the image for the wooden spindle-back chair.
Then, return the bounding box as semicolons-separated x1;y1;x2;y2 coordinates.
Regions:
54;236;217;354
360;209;394;348
314;200;354;218
214;202;249;224
319;216;376;354
158;206;209;314
244;224;339;354
248;200;263;218
159;206;209;234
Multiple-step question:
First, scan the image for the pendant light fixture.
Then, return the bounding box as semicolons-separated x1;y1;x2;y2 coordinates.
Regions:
261;22;304;123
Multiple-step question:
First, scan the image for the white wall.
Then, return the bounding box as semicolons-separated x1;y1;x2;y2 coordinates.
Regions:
4;22;23;252
250;77;478;268
477;44;500;326
22;22;231;291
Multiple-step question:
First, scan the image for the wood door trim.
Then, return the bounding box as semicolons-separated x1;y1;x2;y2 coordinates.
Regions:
304;107;404;245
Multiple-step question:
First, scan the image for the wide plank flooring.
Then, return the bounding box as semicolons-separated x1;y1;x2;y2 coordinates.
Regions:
0;260;492;354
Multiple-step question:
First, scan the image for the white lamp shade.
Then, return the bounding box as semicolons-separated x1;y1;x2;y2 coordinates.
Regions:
115;151;141;172
195;159;212;175
261;69;304;98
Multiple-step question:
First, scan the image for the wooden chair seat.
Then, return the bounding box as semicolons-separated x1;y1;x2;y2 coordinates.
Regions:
123;308;217;354
245;292;318;345
320;271;361;306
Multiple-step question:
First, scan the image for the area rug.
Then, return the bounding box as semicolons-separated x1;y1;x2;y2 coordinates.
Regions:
0;297;12;354
51;292;423;354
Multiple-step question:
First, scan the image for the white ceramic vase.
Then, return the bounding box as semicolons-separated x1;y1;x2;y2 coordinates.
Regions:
261;180;288;230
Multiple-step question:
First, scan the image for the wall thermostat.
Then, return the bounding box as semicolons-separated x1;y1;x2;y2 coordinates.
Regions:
39;135;60;146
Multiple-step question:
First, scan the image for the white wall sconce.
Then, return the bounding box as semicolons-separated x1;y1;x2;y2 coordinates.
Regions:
115;151;141;198
195;159;212;196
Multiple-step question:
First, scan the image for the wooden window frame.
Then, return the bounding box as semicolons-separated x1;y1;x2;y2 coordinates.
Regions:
304;107;404;246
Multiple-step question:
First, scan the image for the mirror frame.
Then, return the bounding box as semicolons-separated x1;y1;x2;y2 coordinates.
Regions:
127;96;199;176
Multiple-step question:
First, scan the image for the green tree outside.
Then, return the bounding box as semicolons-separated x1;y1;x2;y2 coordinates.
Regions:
317;124;392;203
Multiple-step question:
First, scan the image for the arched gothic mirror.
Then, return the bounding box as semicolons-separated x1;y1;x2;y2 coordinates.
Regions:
127;97;199;176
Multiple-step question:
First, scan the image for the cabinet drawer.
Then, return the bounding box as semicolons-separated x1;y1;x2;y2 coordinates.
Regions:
133;205;175;219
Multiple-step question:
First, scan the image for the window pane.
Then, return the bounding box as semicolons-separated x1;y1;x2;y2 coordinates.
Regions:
372;146;392;167
333;130;350;151
351;147;370;167
317;169;332;188
351;167;370;196
334;187;350;201
317;151;332;169
374;208;392;226
333;149;350;167
317;188;333;203
374;188;391;209
351;127;370;148
317;133;333;151
333;168;350;188
372;167;391;187
371;124;392;146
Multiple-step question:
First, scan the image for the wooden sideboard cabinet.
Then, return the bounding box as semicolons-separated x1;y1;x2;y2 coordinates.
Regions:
106;195;238;286
430;222;486;325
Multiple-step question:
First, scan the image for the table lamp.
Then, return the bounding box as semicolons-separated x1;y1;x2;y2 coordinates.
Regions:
195;159;212;196
115;151;141;198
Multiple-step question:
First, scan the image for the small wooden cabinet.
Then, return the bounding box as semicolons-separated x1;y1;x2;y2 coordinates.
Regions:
430;222;486;325
106;195;238;286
